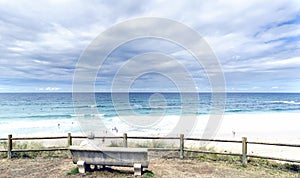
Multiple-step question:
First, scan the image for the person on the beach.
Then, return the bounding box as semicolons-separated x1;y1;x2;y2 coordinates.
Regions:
232;131;236;137
112;126;118;133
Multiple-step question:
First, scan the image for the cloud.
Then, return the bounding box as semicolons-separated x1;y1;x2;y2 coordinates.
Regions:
0;0;299;92
36;87;61;91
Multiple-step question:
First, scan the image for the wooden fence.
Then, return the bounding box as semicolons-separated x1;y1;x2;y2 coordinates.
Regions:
0;133;299;164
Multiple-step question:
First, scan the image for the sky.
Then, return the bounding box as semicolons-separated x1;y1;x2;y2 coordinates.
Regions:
0;0;300;92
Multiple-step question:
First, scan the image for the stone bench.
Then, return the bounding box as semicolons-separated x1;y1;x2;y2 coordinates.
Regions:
70;146;149;176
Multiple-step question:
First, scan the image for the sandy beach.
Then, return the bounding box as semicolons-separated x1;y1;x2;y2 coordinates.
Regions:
2;112;299;163
115;112;300;162
188;112;300;161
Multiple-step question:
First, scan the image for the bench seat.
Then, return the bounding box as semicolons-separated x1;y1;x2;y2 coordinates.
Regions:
70;146;149;175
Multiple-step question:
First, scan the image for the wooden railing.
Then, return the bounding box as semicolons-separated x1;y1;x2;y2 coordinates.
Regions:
0;133;299;164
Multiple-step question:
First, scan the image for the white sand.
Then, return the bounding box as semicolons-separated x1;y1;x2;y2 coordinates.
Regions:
188;112;300;161
1;112;299;161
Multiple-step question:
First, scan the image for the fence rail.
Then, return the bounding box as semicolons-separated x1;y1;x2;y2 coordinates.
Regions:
247;141;300;147
0;133;299;163
185;137;242;143
12;136;68;140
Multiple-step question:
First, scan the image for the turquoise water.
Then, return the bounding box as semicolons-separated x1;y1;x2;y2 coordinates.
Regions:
0;92;300;136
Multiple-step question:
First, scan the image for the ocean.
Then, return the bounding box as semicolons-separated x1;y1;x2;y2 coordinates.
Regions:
0;92;300;137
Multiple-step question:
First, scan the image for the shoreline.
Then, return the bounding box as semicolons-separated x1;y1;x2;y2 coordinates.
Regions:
1;112;299;138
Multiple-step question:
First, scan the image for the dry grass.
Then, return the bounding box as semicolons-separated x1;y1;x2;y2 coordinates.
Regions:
0;156;299;178
0;141;299;177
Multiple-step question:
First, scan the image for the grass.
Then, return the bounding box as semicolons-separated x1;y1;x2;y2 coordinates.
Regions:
188;145;299;174
247;158;300;173
196;153;241;163
65;166;156;177
108;140;175;148
0;141;69;158
143;171;155;177
66;167;79;175
195;152;300;173
1;139;299;176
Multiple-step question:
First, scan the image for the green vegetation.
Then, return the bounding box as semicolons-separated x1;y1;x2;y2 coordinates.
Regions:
134;140;173;148
248;158;300;173
66;166;156;177
143;171;155;177
108;140;175;148
66;167;79;175
0;141;69;158
195;153;300;173
0;141;5;149
198;146;216;152
108;140;123;147
196;153;241;163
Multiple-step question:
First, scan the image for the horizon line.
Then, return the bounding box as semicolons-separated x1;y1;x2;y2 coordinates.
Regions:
0;91;300;94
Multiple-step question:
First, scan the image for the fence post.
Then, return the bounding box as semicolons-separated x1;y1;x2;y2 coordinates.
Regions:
180;134;184;159
7;134;12;159
123;133;128;148
68;133;72;146
242;137;247;164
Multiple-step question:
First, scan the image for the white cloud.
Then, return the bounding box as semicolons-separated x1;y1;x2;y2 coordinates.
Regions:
45;87;60;91
36;87;61;91
0;0;299;92
265;57;300;67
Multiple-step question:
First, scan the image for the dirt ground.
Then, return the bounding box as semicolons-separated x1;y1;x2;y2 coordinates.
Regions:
0;157;299;178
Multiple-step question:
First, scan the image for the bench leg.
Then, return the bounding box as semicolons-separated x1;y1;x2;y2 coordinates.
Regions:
134;163;142;176
97;165;104;170
77;160;86;173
